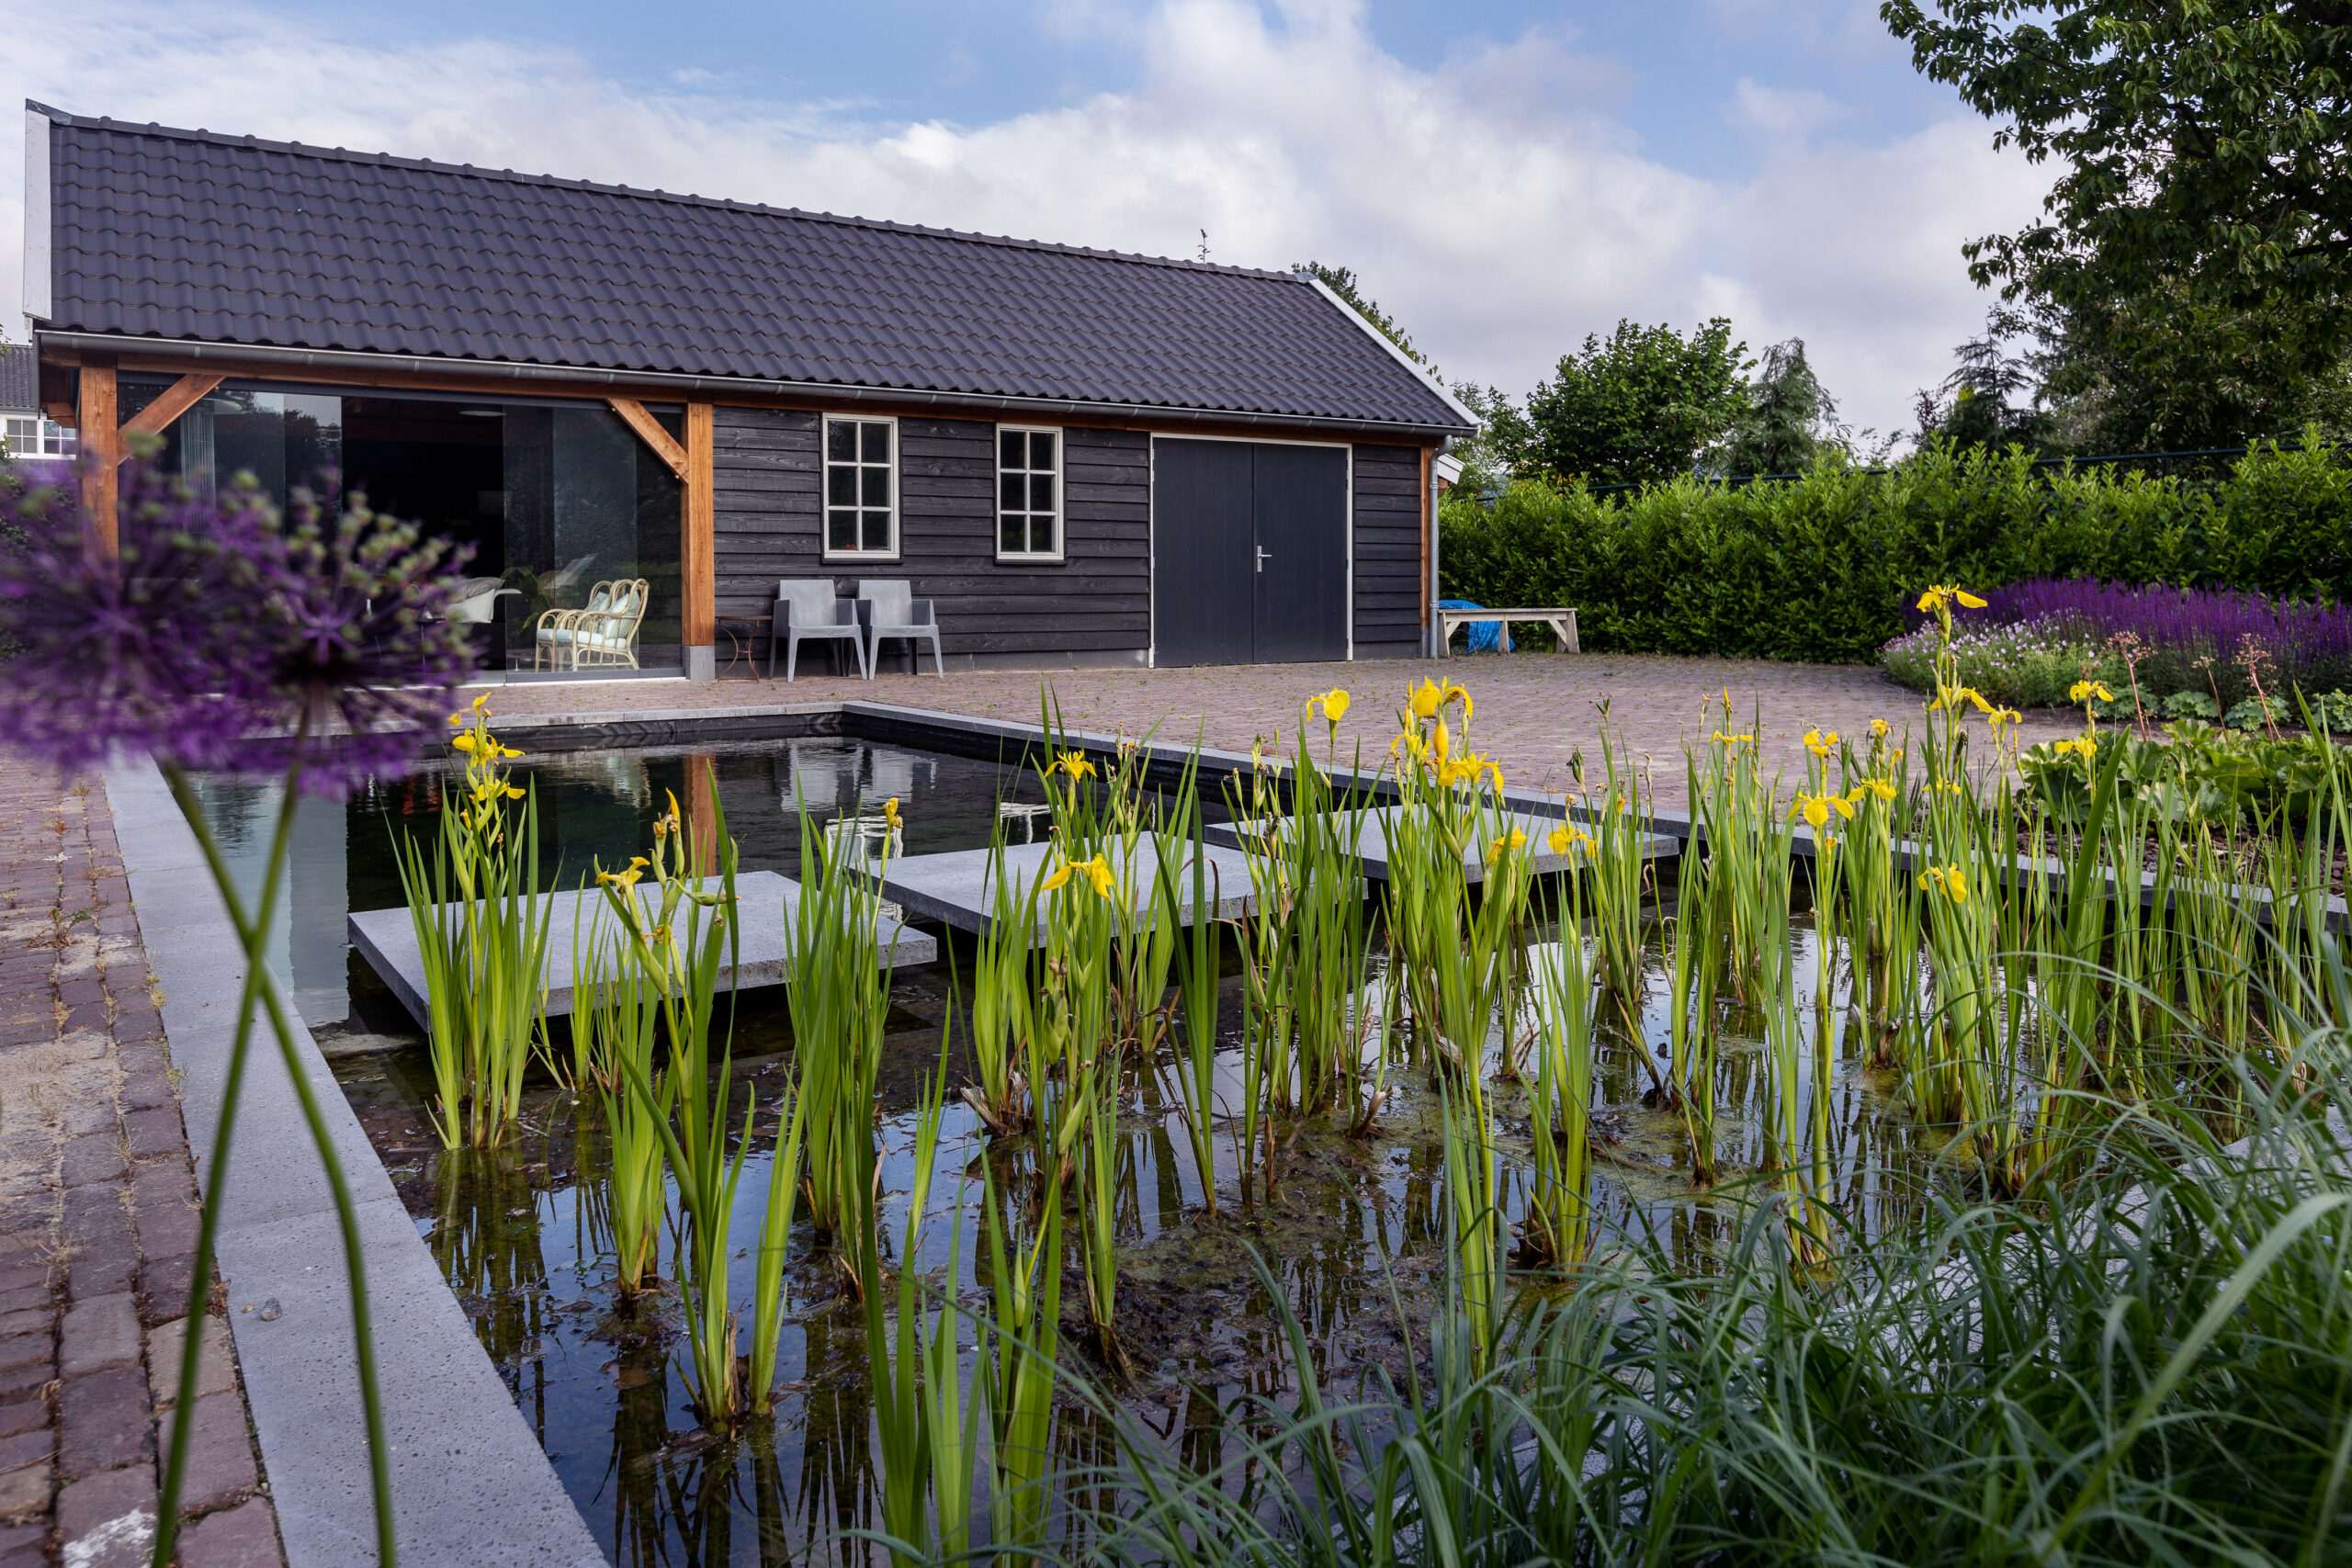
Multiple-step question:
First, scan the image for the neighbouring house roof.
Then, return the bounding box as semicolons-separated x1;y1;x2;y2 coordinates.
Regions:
29;104;1472;436
0;344;34;411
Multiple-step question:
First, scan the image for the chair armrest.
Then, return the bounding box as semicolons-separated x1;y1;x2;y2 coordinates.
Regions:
912;600;937;626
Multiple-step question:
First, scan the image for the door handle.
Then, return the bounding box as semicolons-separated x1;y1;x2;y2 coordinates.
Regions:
1256;546;1271;573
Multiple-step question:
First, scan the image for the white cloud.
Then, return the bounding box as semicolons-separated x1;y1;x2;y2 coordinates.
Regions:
0;0;2046;435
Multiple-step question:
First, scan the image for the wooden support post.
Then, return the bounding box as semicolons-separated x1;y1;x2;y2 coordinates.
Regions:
78;360;119;557
684;401;716;680
684;751;719;874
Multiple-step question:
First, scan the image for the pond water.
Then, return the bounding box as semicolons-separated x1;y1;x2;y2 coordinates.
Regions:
190;742;1957;1566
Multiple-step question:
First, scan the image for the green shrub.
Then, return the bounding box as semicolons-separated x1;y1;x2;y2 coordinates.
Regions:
2163;690;2222;721
1440;432;2352;664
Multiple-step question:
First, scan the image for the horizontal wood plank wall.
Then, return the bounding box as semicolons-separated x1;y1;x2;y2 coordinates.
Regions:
1352;444;1424;659
712;409;1150;660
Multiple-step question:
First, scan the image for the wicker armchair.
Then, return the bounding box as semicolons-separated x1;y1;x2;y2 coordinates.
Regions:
559;579;650;671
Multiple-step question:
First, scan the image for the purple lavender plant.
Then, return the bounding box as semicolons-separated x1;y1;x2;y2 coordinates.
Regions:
0;457;471;1568
1905;578;2352;711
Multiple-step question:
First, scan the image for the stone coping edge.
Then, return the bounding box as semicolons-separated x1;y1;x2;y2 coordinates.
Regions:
104;757;607;1568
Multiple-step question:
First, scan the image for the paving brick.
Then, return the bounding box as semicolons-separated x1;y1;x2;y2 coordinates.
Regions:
132;1205;198;1265
65;1235;138;1303
0;1335;48;1376
0;1521;45;1564
134;1258;196;1327
169;1392;255;1515
121;1071;176;1111
131;1172;194;1218
0;1264;45;1299
54;1463;156;1568
143;1318;236;1412
58;1365;151;1481
121;1110;183;1163
0;1401;44;1442
0;1425;50;1473
58;1294;139;1379
61;1186;128;1243
0;1314;43;1347
177;1495;284;1568
114;1044;166;1079
0;1461;48;1525
57;1135;124;1191
0;1357;53;1404
0;1292;40;1320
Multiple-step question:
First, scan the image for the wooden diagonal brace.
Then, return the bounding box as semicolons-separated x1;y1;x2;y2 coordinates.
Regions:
606;398;689;479
110;373;224;468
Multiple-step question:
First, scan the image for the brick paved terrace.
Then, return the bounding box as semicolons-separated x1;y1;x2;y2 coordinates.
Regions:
0;769;281;1568
481;650;2079;807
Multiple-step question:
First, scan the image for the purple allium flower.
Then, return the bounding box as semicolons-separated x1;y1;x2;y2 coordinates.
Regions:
0;457;474;795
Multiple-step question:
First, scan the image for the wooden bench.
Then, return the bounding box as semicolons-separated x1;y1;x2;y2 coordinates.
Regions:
1439;606;1579;655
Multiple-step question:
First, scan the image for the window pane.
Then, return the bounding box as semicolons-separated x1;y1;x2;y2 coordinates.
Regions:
862;510;889;552
1033;513;1056;554
1001;430;1023;468
861;422;890;463
1001;515;1024;554
828;467;858;506
1030;474;1055;513
828;509;856;551
864;465;891;506
1000;472;1023;511
1031;432;1057;470
828;420;857;461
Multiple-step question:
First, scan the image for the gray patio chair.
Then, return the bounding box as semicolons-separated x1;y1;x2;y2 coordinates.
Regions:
768;580;867;682
855;580;945;678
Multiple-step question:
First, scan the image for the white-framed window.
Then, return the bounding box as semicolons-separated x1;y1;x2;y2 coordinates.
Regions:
2;414;76;458
824;414;898;558
996;425;1061;561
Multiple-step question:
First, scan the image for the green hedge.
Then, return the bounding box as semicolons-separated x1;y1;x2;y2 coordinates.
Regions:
1438;436;2352;664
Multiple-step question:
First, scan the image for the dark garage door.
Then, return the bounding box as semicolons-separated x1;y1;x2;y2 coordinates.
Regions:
1152;439;1348;666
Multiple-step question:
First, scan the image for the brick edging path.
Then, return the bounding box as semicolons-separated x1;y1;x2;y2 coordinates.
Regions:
0;763;283;1568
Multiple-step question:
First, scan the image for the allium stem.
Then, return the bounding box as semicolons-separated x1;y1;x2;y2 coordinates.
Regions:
154;750;399;1566
149;765;300;1568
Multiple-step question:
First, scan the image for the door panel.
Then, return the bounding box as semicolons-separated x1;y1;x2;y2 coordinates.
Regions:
1251;445;1350;663
1152;439;1254;665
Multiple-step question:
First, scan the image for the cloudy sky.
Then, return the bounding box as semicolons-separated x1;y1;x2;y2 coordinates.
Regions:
6;0;2048;438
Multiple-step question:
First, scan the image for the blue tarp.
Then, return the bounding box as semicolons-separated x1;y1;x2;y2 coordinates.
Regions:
1438;599;1502;653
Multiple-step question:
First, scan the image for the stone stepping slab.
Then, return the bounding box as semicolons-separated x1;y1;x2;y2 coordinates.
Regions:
869;836;1255;942
1206;806;1679;884
347;870;936;1027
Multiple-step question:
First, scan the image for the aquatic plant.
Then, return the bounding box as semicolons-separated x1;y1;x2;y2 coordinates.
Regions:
1156;784;1225;1213
0;457;472;1568
786;793;896;1247
393;698;552;1148
1519;931;1595;1269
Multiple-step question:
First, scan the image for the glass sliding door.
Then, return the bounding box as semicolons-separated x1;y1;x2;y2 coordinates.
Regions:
121;378;683;677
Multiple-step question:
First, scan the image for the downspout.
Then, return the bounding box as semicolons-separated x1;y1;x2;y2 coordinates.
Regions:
1429;436;1450;659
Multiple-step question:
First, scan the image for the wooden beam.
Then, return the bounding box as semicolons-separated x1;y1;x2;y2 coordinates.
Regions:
684;401;716;662
78;362;119;557
605;396;688;479
118;373;224;450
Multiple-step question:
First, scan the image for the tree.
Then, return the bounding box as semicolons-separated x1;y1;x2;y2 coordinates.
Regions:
1521;319;1751;487
1883;1;2352;448
1447;384;1536;494
1911;314;2053;450
1720;338;1838;475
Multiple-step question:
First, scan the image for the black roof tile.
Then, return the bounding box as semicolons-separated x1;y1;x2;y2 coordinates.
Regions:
38;107;1467;433
32;107;1467;432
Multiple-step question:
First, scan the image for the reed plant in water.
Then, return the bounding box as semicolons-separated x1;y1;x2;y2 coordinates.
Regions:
1663;801;1722;1186
978;1150;1061;1558
786;794;899;1248
570;909;667;1294
394;697;552;1147
602;790;750;1424
963;833;1036;1138
1157;780;1224;1213
1518;930;1595;1269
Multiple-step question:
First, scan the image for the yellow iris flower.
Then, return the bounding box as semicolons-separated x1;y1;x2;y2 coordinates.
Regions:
1057;750;1097;781
1546;823;1592;857
883;795;902;830
1916;584;1988;615
1870;718;1889;739
1315;687;1351;723
1409;679;1443;719
1488;829;1527;860
1803;728;1839;759
450;731;479;753
2068;680;2115;705
1866;778;1898;802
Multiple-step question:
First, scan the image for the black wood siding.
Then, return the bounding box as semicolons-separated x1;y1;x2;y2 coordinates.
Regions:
1352;444;1423;658
713;410;1150;660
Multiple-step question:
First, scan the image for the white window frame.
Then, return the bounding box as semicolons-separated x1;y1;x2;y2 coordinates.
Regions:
1;413;74;458
994;423;1065;563
821;412;900;562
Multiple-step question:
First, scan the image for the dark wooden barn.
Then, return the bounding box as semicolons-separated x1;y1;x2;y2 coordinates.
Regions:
22;101;1473;680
